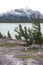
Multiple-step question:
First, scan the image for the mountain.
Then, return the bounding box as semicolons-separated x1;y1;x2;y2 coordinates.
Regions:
0;8;43;23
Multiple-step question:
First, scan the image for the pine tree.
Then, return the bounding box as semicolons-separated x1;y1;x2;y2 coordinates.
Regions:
7;31;12;39
0;32;3;38
32;15;42;46
14;24;33;45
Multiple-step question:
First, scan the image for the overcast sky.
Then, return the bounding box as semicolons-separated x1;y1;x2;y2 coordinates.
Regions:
0;0;43;14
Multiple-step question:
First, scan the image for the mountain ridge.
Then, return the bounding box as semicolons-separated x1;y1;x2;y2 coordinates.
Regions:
0;8;43;23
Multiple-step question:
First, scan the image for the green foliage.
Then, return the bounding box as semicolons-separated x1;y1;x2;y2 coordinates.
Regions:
32;16;42;45
15;34;21;40
0;32;6;39
0;32;3;38
14;15;42;46
14;24;33;45
28;28;33;45
7;31;12;39
3;36;6;39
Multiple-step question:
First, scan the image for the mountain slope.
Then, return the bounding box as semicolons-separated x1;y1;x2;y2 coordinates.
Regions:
0;9;43;23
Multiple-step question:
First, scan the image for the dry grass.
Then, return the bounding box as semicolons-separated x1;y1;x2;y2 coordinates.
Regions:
0;43;16;47
14;55;34;58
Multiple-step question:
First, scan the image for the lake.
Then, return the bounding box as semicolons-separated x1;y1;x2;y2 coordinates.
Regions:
0;23;43;39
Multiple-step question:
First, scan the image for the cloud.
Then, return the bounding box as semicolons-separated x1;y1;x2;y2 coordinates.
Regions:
0;0;43;14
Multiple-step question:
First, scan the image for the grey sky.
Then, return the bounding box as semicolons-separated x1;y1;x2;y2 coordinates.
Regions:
0;0;43;14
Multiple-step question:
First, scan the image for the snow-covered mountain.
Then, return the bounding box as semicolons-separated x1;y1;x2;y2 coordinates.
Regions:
0;8;43;23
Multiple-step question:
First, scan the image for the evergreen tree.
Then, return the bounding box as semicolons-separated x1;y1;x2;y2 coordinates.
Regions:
3;36;6;39
28;28;33;45
32;15;42;46
14;24;33;45
7;31;12;39
0;32;3;38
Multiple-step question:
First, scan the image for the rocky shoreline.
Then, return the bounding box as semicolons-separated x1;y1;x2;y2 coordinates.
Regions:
0;46;43;65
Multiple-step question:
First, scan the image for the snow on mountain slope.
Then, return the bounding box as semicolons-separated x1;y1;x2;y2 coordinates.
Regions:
0;8;43;18
0;8;43;23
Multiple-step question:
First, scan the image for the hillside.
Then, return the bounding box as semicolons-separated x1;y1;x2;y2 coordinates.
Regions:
0;9;43;23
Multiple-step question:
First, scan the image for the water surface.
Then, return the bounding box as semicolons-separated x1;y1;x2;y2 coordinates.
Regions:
0;23;43;38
